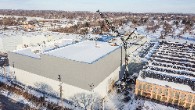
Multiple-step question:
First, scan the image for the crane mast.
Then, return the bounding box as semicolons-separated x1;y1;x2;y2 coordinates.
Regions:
96;10;137;82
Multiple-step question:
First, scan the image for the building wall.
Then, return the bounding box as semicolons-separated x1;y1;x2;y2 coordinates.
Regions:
94;65;120;97
8;63;120;99
8;47;124;91
135;80;195;110
9;67;90;99
8;52;41;75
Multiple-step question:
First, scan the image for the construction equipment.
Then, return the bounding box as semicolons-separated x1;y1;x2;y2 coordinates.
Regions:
120;29;137;82
96;10;137;82
96;10;120;36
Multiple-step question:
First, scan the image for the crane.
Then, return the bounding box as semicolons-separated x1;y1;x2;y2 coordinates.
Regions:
120;29;137;82
96;10;120;36
96;10;137;82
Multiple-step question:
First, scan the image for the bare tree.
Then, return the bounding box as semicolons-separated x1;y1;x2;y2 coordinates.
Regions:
163;21;173;36
70;93;102;110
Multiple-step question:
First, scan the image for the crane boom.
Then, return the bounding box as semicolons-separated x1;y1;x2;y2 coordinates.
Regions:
96;10;138;82
96;10;120;37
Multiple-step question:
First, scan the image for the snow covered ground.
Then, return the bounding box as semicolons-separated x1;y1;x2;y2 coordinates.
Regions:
0;75;78;110
0;89;39;109
104;89;177;110
1;16;195;110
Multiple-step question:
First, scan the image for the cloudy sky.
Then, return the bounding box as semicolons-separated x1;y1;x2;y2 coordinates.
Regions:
0;0;195;13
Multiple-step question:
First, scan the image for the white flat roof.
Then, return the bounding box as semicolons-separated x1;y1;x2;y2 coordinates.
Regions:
14;38;74;58
44;40;119;63
14;48;40;59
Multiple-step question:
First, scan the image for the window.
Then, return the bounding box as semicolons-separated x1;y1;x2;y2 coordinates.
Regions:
138;84;142;89
143;84;146;90
187;95;192;102
153;86;157;93
169;90;174;98
158;88;162;94
162;89;168;96
175;92;180;99
138;90;141;95
193;96;195;103
147;84;152;91
180;93;186;101
161;90;165;95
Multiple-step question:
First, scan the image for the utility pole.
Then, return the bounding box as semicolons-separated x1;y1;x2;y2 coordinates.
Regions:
89;83;95;110
120;45;123;77
3;17;4;31
102;97;105;110
12;62;15;80
58;75;63;108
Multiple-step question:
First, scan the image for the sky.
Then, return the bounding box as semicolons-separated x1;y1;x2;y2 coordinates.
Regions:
0;0;195;13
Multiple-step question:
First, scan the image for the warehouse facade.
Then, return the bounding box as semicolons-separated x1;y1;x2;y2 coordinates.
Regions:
8;41;124;99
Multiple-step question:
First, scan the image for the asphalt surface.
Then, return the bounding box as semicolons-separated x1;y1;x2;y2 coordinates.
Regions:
0;94;27;110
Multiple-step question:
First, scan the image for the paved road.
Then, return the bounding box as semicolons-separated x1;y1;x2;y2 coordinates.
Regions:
0;94;28;110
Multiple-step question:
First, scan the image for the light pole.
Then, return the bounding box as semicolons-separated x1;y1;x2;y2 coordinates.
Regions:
120;45;123;78
89;83;95;110
102;97;105;110
58;75;63;109
12;62;15;80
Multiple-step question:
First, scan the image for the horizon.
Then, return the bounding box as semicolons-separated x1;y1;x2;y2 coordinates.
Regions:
0;0;195;14
0;9;194;15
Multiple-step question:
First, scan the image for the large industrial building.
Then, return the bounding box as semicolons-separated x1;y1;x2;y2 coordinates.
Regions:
135;41;195;110
8;39;124;99
0;30;85;52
